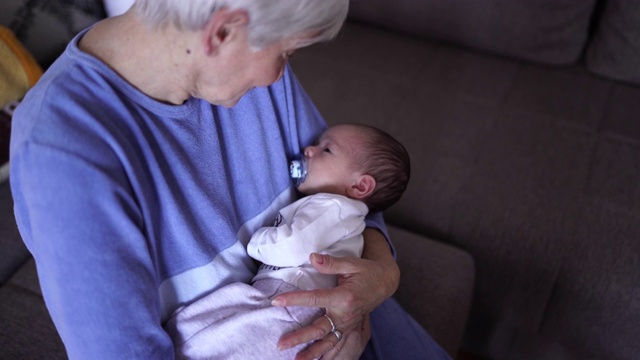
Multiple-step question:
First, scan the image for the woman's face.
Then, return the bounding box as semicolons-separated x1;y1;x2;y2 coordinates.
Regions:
297;125;365;196
197;27;303;107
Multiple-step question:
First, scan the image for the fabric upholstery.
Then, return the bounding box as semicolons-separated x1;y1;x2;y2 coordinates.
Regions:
0;282;66;359
1;103;14;180
348;0;599;65
586;0;640;85
389;226;474;357
0;181;29;286
290;20;640;359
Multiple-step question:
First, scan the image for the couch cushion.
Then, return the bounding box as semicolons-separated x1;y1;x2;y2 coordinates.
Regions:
586;0;640;85
389;225;475;357
348;0;598;65
291;20;640;359
8;257;41;296
0;181;30;286
0;283;66;359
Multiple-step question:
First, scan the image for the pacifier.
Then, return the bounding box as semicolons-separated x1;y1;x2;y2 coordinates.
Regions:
289;156;307;186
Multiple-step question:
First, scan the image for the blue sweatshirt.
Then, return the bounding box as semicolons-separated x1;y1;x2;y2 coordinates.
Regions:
9;28;387;359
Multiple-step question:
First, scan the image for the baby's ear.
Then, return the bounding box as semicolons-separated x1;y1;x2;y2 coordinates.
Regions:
348;174;376;200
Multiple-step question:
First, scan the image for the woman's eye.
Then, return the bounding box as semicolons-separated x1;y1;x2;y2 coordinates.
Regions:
323;148;331;153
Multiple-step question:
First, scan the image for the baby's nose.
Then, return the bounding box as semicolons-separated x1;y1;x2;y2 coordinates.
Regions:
303;146;315;158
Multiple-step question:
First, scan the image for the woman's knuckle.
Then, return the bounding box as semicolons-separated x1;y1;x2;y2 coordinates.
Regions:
313;326;326;339
342;312;358;325
307;292;322;307
341;292;357;308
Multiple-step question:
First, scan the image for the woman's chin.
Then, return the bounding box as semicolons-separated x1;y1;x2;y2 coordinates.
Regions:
217;94;244;108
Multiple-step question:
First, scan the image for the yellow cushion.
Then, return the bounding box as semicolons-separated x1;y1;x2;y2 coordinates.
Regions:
0;26;43;109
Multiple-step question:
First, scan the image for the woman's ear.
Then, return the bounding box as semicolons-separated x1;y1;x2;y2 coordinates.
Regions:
202;8;249;55
348;174;376;200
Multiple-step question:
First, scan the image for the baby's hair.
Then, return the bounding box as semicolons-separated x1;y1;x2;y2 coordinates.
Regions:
351;124;410;212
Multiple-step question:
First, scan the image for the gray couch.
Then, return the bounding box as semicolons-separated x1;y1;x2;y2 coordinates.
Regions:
289;1;640;359
2;0;640;359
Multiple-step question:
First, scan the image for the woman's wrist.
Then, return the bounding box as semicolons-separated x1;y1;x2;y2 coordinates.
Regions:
362;227;400;299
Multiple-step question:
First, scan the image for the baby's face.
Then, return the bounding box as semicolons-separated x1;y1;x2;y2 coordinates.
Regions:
297;125;364;196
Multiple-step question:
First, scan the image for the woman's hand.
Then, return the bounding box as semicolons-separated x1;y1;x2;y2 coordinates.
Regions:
272;228;400;360
318;314;371;360
279;312;372;360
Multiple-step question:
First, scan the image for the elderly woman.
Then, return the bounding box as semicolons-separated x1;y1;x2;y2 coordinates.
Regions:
9;0;449;359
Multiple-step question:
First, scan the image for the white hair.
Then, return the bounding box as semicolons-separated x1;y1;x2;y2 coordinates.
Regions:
134;0;348;49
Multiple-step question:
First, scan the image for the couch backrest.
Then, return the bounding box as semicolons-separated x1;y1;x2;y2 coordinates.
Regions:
349;0;640;86
348;0;600;65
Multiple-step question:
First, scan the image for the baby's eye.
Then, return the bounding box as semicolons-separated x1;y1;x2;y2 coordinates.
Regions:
323;147;331;153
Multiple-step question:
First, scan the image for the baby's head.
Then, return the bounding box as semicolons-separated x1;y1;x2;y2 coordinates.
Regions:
296;124;410;212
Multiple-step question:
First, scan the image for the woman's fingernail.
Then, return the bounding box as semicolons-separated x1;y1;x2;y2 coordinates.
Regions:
272;298;284;306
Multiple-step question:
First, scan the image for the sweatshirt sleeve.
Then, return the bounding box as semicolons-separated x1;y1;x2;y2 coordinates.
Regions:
364;211;396;259
11;142;173;359
247;196;366;267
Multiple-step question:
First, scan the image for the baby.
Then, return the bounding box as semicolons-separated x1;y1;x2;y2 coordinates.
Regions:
165;124;410;359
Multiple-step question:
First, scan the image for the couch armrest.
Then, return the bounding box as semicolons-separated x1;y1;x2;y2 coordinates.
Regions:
389;225;475;357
